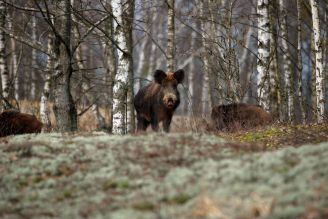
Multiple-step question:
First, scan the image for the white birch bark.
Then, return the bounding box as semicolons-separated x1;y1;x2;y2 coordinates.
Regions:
200;0;211;114
188;29;197;116
103;2;117;132
111;0;133;134
310;0;325;122
0;1;9;108
256;0;270;111
167;0;175;72
280;0;294;122
40;22;53;132
31;14;37;100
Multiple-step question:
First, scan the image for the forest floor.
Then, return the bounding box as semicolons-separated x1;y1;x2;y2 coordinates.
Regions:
1;121;328;219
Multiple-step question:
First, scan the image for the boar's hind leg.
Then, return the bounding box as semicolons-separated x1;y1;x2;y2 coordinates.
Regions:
137;116;150;131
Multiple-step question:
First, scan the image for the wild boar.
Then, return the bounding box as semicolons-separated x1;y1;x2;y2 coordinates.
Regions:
0;110;43;137
134;69;185;132
211;103;272;131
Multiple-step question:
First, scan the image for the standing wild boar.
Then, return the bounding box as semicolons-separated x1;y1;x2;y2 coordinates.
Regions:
211;103;272;131
134;69;185;132
0;110;43;137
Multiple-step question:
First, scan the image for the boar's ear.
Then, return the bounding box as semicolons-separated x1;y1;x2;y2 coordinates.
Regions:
154;70;166;84
174;69;185;84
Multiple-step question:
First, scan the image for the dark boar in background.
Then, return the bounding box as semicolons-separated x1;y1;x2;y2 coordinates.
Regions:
211;103;272;131
134;69;185;132
0;110;42;137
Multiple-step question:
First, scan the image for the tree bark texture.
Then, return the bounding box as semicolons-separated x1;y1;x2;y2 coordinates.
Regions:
256;0;270;111
310;0;325;122
52;0;78;132
166;0;175;72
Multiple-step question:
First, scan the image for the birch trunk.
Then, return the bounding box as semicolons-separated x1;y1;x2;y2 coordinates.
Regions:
103;2;116;132
8;13;19;101
279;0;294;122
104;3;117;132
167;0;175;72
310;0;325;123
200;0;211;114
256;0;270;111
40;22;53;132
31;14;37;100
296;0;304;123
188;29;197;116
112;0;134;134
0;1;10;109
52;0;77;131
123;0;135;133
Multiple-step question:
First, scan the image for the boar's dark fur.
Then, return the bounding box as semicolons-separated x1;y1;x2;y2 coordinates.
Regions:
211;103;272;131
0;110;43;137
134;69;185;132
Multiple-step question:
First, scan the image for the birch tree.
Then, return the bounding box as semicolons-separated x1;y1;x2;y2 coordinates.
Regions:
111;0;134;134
0;0;10;109
31;14;37;100
103;2;116;132
310;0;325;122
279;0;294;122
8;12;19;101
167;0;175;72
256;0;270;111
200;0;212;114
40;21;54;132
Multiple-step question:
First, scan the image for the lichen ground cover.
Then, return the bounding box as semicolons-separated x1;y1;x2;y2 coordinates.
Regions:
0;132;328;219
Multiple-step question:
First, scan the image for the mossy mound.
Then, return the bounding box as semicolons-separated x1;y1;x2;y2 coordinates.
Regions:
0;132;327;219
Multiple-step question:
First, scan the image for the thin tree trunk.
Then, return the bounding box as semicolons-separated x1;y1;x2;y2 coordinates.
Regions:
123;0;135;133
268;0;281;119
310;0;325;122
324;1;328;117
200;0;211;114
280;0;294;122
103;2;116;132
31;14;37;100
40;20;53;132
167;0;175;72
296;0;304;123
112;0;134;134
256;0;270;111
0;1;10;109
188;29;197;116
8;12;19;101
52;0;77;131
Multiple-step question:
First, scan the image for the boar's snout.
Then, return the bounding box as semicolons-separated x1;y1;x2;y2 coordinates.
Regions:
163;93;177;109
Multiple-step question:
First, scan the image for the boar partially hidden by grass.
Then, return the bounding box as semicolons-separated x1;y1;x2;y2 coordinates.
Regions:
211;103;272;132
134;69;185;132
0;110;42;137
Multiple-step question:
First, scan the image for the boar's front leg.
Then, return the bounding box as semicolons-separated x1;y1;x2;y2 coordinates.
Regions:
150;111;159;132
137;115;150;132
163;114;173;133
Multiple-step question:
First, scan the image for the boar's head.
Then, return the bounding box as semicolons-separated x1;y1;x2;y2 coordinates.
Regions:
154;69;184;110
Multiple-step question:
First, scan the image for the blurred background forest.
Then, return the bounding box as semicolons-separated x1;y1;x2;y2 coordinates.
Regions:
0;0;327;133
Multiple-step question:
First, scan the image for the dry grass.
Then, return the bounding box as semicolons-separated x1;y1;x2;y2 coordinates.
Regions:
17;100;111;132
